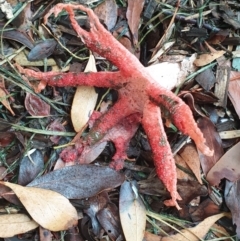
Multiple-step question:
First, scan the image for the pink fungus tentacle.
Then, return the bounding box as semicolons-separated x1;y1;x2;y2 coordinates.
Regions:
86;97;136;144
147;83;213;156
142;100;182;209
44;3;143;74
15;64;126;90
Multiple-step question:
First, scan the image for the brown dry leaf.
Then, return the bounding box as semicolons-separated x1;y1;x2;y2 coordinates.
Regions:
175;154;192;180
94;0;118;30
197;117;224;175
126;0;145;46
0;213;38;238
158;212;228;241
97;202;122;240
190;198;220;222
194;50;225;66
179;144;202;184
71;53;98;132
0;132;15;147
0;88;15;115
119;181;146;241
211;223;232;240
225;180;240;238
1;181;78;231
39;226;52;241
229;71;240;118
25;92;50;116
207;29;229;45
207;142;240;186
177;179;208;205
148;212;230;241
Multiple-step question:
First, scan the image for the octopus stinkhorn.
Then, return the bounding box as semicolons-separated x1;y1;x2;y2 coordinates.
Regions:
16;3;213;209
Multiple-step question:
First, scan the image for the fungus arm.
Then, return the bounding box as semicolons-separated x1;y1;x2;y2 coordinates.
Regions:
44;3;142;74
16;64;126;90
142;100;181;210
147;83;213;157
85;98;135;145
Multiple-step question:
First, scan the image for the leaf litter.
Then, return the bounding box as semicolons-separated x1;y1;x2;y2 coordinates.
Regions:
1;0;240;240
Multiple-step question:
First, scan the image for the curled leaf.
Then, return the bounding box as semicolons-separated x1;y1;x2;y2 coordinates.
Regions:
25;92;50;116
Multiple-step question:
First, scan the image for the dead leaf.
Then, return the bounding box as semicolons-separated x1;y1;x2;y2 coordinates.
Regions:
0;166;7;180
146;62;181;90
28;39;57;61
225;180;240;238
146;211;230;241
194;50;225;66
25;92;50;116
14;50;57;66
207;142;240;186
126;0;145;46
195;68;216;91
119;181;146;241
18;149;44;186
229;71;240;118
147;54;197;90
190;198;220;222
0;0;13;19
97;202;122;240
0;132;15;147
211;223;232;241
148;41;175;64
28;165;125;199
1;182;78;231
197;117;224;175
0;213;38;238
219;130;240;139
47;118;66;144
79;141;107;164
2;29;34;49
177;179;208;205
175;154;192;180
168;213;230;240
71;53;98;132
94;0;118;30
214;65;230;108
144;231;161;241
0;88;15;115
84;192;109;237
39;226;52;241
179;144;202;184
207;29;229;45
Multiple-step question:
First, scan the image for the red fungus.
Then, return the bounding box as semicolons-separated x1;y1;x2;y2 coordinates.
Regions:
16;3;213;209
